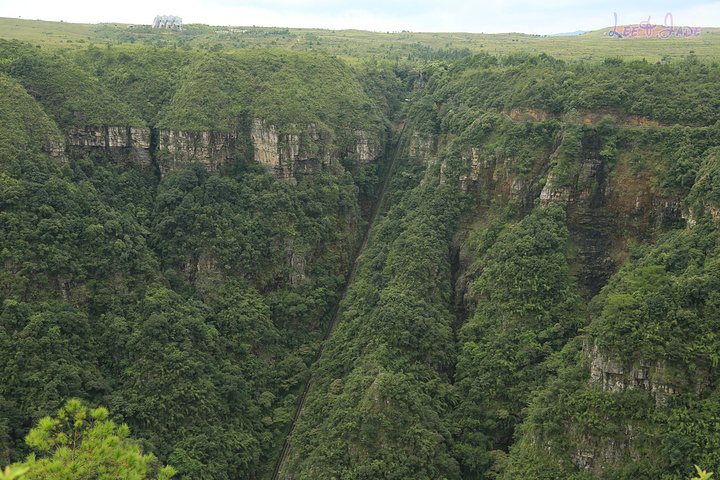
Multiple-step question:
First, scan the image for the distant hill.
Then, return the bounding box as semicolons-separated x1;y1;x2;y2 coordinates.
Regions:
1;17;720;63
547;30;588;36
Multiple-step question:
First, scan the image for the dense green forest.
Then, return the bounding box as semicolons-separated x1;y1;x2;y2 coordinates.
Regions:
2;27;720;480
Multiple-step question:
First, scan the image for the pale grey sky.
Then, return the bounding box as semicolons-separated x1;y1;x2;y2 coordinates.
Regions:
0;0;718;34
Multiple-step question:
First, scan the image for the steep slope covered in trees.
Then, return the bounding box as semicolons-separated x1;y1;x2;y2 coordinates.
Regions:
280;52;720;479
398;53;720;479
282;154;466;478
0;41;393;479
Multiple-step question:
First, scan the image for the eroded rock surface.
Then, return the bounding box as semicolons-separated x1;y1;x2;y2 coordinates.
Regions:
65;126;151;164
156;119;383;181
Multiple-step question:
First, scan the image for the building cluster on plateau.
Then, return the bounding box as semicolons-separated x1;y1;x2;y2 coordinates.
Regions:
152;15;183;30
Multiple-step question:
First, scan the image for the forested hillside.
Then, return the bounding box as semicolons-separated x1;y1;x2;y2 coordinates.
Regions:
2;32;720;480
0;39;392;479
269;52;720;479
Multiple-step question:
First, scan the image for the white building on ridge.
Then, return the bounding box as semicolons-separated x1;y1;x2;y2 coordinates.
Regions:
152;15;183;30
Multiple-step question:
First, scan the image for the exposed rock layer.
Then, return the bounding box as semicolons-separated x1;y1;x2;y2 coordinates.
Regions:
158;119;383;180
455;130;681;296
54;120;383;182
62;125;151;164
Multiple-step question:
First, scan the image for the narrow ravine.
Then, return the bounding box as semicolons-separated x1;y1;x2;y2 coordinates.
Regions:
270;122;408;480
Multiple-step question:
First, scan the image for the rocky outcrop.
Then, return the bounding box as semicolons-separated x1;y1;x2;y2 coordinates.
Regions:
505;108;665;128
586;342;712;406
45;137;67;163
537;134;682;295
459;148;528;199
554;340;708;474
564;136;615;295
565;425;639;476
157;129;241;174
130;127;151;164
605;159;683;239
289;252;307;287
250;120;283;169
65;126;151;164
539;173;570;204
408;132;435;162
157;119;383;181
451;125;687;313
353;130;382;165
250;119;335;182
459;148;484;193
682;201;720;227
508;108;550;123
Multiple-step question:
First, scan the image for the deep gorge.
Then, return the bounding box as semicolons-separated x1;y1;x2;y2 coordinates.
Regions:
2;40;720;479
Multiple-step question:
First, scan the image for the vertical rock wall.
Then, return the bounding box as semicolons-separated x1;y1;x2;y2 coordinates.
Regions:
157;119;383;181
64;126;152;165
59;120;384;182
420;126;682;299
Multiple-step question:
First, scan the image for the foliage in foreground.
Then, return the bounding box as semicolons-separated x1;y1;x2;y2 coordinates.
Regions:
8;399;175;480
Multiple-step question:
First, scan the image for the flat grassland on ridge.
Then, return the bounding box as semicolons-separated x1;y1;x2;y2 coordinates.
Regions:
2;17;720;63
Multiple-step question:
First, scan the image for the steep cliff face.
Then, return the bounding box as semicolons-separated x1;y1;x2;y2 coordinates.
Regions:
352;129;383;165
587;343;690;406
157;118;384;181
506;108;666;128
501;152;720;478
156;129;242;174
545;135;615;295
450;127;682;297
459;147;537;205
44;137;67;162
563;424;640;477
408;131;435;163
249;119;334;182
559;340;715;474
65;126;151;164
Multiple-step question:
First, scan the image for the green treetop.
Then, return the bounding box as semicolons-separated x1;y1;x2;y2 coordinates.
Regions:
7;399;175;480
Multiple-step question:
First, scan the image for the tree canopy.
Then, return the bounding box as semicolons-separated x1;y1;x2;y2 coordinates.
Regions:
9;399;175;480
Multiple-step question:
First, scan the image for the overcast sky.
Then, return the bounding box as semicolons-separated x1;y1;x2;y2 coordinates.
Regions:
1;0;719;34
